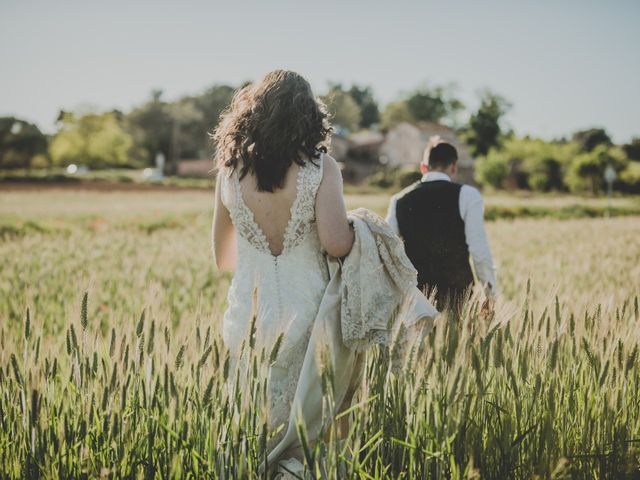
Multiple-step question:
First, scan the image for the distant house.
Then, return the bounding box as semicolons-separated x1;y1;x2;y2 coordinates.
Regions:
348;131;385;162
380;122;476;184
328;131;386;183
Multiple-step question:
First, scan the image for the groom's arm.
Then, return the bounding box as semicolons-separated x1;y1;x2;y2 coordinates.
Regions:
460;186;497;297
385;194;400;236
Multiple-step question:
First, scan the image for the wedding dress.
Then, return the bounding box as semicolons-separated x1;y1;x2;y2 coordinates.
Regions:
220;155;439;477
219;154;329;435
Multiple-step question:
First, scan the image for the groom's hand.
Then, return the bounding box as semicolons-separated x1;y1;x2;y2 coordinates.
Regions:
480;297;495;320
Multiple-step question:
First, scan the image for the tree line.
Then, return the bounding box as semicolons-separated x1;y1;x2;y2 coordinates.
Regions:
1;81;639;193
0;82;513;170
475;128;640;194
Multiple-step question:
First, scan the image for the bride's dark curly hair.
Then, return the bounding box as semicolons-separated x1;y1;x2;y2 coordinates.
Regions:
213;70;332;192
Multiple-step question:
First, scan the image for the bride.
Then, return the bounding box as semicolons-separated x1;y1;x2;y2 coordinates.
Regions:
213;70;438;477
212;70;354;443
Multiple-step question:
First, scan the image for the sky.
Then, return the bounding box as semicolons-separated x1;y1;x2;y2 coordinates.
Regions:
1;0;639;142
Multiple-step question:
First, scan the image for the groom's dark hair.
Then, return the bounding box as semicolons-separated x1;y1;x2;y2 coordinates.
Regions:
428;142;458;169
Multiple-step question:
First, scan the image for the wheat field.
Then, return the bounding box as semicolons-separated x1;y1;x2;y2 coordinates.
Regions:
1;189;639;479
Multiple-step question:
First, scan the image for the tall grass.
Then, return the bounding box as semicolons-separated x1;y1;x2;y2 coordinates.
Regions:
1;191;639;478
1;291;638;478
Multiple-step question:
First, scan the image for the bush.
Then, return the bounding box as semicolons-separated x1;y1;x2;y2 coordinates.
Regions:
523;156;564;192
50;111;134;168
475;153;509;189
617;162;640;193
565;146;627;194
475;137;580;192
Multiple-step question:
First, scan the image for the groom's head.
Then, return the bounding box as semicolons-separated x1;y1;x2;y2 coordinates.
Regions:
420;140;458;177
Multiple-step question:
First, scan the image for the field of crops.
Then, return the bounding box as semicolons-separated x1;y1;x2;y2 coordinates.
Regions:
1;188;639;479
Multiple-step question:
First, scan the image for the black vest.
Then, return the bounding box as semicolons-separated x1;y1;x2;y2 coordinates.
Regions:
396;180;474;293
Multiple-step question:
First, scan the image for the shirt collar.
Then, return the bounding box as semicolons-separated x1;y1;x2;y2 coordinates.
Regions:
422;171;451;182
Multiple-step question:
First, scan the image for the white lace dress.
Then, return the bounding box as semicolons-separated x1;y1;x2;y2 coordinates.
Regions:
219;156;328;432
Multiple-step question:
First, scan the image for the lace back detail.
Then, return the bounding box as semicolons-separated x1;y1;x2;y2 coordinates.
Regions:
282;156;324;253
221;170;271;253
220;155;324;255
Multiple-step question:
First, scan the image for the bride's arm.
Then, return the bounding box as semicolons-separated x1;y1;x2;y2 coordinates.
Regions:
315;155;354;258
212;174;237;271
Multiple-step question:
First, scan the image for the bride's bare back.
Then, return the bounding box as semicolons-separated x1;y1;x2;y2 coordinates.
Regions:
213;154;353;270
238;162;301;256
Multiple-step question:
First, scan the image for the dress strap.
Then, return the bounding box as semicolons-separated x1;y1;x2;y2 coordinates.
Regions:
281;155;324;253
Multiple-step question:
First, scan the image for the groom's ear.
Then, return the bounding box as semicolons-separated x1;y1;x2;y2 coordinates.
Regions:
420;163;428;175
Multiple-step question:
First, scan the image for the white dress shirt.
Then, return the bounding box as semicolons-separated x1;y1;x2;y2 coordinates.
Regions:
385;171;497;296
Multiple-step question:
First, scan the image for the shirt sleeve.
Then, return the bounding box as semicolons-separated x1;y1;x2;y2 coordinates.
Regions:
460;186;497;297
385;194;400;236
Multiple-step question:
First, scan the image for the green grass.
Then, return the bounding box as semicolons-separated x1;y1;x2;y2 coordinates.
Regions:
3;169;640;221
1;190;639;478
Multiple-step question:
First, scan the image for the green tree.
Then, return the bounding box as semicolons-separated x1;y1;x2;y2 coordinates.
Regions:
405;85;464;125
525;157;563;192
622;137;640;161
347;85;380;128
322;85;361;132
566;145;627;194
126;90;174;166
192;84;235;154
126;85;235;169
516;138;576;191
167;97;205;161
572;128;612;153
0;117;48;169
166;86;235;168
475;152;510;189
380;102;414;131
465;90;511;157
475;137;578;191
49;111;133;168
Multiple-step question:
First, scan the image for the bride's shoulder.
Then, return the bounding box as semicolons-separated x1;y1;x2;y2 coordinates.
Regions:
216;166;237;207
317;153;341;182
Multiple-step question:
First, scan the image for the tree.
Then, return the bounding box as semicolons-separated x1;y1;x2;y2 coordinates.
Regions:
322;85;361;132
464;90;511;157
405;85;464;125
379;84;464;132
474;137;578;191
572;128;612;153
347;85;380;128
126;85;235;168
566;145;627;194
49;111;133;168
525;156;564;192
380;102;414;131
192;84;235;155
0;117;48;169
167;97;205;161
623;137;640;161
475;152;509;189
126;91;174;166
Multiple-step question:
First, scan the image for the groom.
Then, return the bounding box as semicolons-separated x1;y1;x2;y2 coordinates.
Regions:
385;139;497;311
